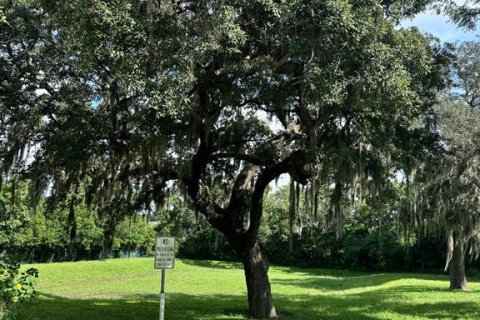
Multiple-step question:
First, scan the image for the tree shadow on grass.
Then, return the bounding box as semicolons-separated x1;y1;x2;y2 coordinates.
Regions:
271;273;452;292
273;292;480;320
182;259;450;292
17;292;247;320
17;288;480;320
16;265;480;320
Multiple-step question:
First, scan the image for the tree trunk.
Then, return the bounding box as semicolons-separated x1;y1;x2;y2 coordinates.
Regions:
67;196;77;261
288;179;296;254
185;146;310;319
214;230;221;255
101;227;115;259
449;234;468;290
241;242;277;318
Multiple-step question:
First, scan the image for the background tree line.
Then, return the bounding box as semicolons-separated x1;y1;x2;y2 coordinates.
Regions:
0;181;156;262
4;176;480;278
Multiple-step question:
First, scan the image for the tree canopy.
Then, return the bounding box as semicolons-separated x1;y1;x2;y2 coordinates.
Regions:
0;0;451;317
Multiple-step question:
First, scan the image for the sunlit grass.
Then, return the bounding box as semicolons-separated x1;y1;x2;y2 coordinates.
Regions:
18;258;480;320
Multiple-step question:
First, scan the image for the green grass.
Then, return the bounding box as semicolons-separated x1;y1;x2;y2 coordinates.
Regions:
17;258;480;320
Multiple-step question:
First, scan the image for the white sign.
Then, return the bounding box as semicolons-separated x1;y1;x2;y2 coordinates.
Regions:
155;237;175;269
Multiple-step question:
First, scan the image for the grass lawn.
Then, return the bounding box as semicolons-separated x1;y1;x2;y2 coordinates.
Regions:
17;258;480;320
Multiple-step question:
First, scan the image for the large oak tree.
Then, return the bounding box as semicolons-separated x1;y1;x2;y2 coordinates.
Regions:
1;0;445;317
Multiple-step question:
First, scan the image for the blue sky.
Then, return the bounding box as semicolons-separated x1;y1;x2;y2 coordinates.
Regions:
401;9;478;43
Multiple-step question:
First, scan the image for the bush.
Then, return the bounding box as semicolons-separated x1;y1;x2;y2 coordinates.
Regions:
0;253;38;319
113;218;156;256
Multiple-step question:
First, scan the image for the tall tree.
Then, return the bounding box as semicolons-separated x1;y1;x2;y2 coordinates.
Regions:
1;0;444;317
428;102;480;290
410;42;480;290
440;42;480;291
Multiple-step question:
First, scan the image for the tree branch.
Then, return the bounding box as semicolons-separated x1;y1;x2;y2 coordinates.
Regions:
242;150;311;247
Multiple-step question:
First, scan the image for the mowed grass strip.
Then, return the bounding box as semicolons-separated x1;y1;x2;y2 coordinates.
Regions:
17;258;480;320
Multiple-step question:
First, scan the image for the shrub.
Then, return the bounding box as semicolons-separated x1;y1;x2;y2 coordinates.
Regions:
0;253;38;319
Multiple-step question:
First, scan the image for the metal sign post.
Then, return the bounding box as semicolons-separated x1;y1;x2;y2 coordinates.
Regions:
160;269;165;320
155;237;175;320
